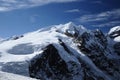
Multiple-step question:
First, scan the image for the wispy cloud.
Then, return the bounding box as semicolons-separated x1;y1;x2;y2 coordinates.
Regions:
76;9;120;27
65;9;80;13
92;21;120;27
78;9;120;23
0;0;79;12
65;9;90;14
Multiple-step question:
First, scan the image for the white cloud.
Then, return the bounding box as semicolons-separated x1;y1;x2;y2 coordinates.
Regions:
65;9;80;13
92;21;120;27
0;0;79;12
0;7;9;11
76;9;120;27
78;9;120;23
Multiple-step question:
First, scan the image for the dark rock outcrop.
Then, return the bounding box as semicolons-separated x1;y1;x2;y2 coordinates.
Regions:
73;29;120;80
29;43;108;80
28;27;120;80
29;44;82;80
113;42;120;55
11;35;24;40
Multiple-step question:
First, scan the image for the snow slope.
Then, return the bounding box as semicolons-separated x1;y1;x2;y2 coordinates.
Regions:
0;22;87;79
0;22;119;80
0;71;37;80
0;22;87;63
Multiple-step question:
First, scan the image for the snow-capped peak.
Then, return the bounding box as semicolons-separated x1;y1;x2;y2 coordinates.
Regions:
108;26;120;42
54;22;87;36
108;26;120;34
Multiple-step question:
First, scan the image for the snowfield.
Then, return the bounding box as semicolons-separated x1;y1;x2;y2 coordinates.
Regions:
0;22;119;80
0;71;37;80
0;22;86;63
0;22;87;79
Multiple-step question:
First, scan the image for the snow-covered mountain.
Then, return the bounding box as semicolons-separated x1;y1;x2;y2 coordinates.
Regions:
0;22;120;80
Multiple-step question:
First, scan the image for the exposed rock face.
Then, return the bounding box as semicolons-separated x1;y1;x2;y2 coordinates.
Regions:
28;25;120;80
29;44;82;80
29;43;108;80
73;29;120;80
10;35;24;40
114;42;120;55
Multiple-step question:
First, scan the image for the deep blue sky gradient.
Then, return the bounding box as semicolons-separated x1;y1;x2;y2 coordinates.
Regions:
0;0;120;38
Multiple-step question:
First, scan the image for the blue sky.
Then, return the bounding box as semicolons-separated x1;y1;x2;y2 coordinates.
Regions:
0;0;120;38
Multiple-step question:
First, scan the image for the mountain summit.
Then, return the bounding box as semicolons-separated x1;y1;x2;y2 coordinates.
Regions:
0;22;120;80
